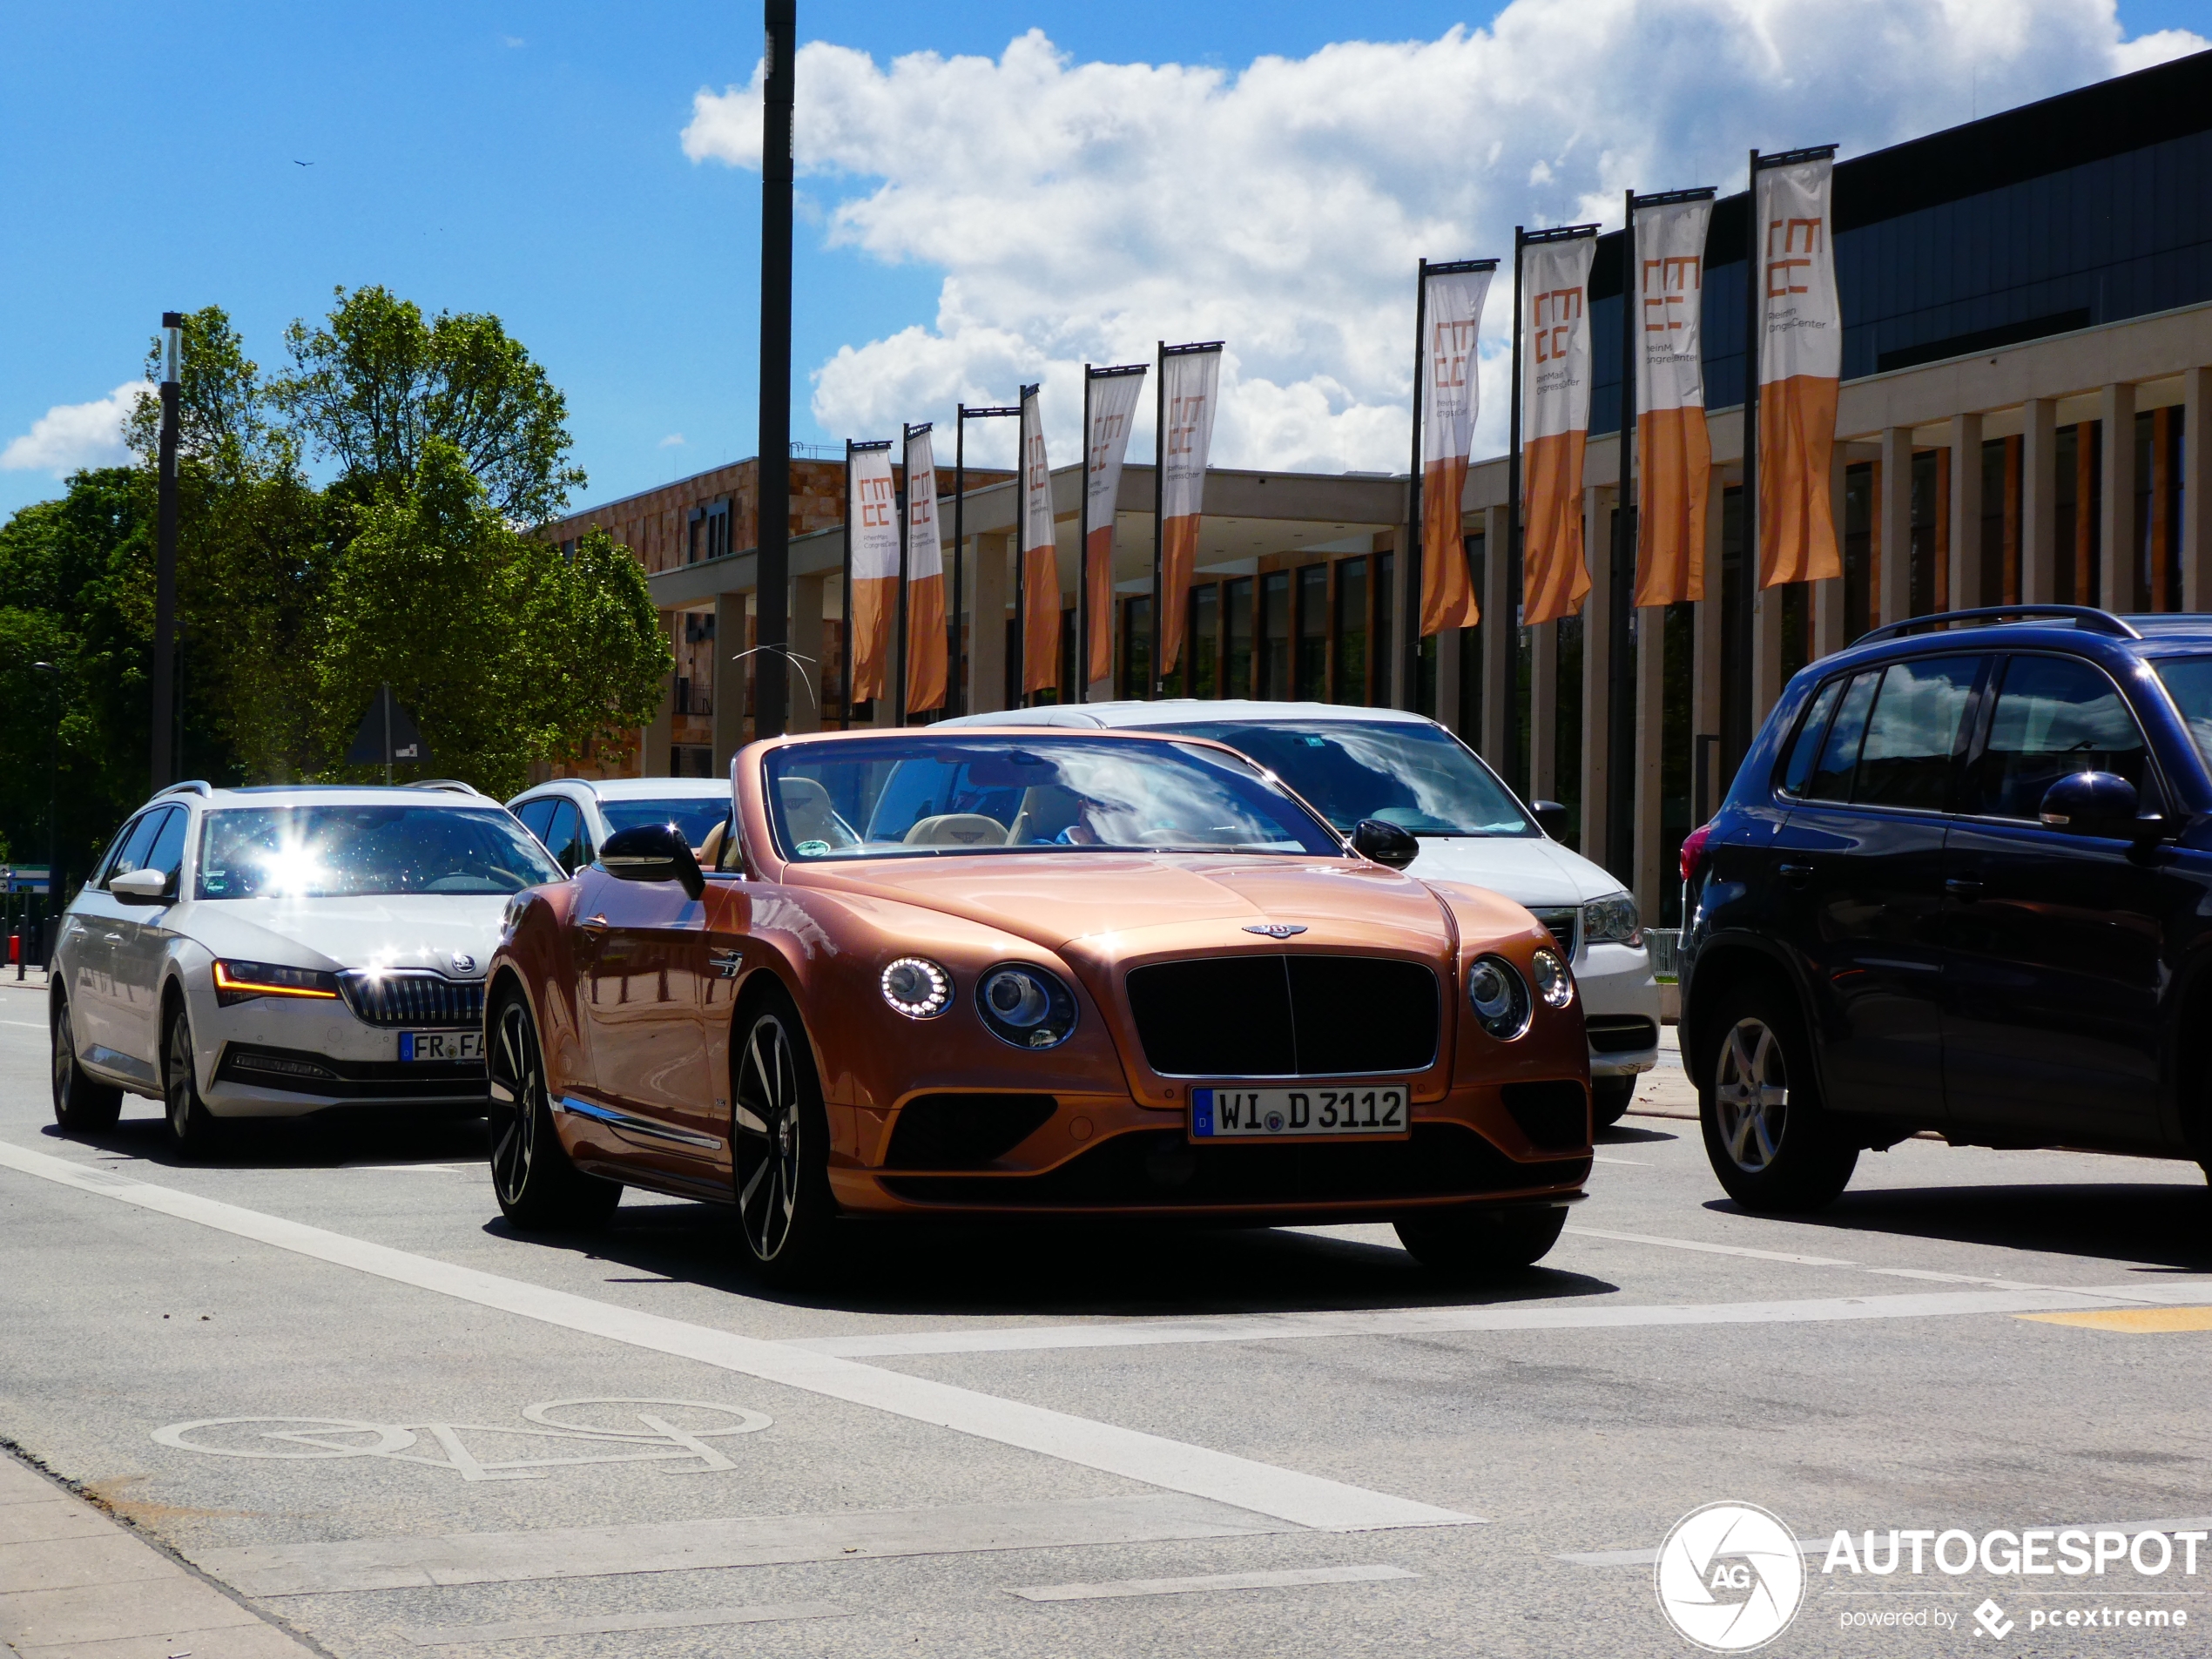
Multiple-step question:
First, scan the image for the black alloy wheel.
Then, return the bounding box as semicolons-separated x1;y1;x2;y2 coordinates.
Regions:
1697;988;1858;1212
731;995;836;1285
51;997;122;1134
164;1012;222;1157
1395;1205;1568;1277
1592;1075;1636;1130
486;992;620;1231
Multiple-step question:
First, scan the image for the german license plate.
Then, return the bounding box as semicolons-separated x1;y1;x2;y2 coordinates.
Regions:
400;1030;482;1063
1190;1085;1409;1140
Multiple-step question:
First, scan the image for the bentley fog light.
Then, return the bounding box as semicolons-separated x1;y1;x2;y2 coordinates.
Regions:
976;964;1077;1049
1466;954;1532;1041
880;957;952;1019
1531;948;1575;1010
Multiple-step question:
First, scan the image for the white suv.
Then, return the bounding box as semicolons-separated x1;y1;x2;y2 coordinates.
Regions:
49;781;563;1154
940;700;1661;1124
505;776;734;873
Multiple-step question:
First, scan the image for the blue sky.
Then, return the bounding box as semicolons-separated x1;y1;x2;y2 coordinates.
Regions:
2;2;2204;521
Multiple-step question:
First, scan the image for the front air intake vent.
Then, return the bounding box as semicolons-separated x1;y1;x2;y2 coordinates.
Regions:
340;971;483;1029
1124;955;1439;1077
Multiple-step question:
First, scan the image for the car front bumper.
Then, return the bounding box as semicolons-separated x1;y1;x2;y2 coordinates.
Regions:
1576;940;1662;1080
184;978;486;1117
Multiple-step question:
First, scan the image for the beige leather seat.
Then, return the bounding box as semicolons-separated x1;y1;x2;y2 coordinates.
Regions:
904;813;1008;847
777;777;847;848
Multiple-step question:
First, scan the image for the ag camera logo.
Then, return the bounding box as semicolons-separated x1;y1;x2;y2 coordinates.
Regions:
1656;1501;1807;1651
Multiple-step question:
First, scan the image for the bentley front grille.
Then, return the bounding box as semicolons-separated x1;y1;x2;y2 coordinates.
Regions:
1123;954;1439;1077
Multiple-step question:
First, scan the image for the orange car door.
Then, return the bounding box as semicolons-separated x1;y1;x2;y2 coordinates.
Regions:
569;865;718;1172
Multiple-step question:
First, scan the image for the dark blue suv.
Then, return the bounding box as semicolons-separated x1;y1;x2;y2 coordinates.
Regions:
1679;605;2212;1211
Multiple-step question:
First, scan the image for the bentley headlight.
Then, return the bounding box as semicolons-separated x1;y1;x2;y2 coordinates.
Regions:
976;963;1077;1049
1531;948;1575;1010
1466;954;1532;1041
880;957;952;1019
1583;891;1641;946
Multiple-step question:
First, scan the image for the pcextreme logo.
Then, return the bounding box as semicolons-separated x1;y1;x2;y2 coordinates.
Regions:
1656;1502;1808;1652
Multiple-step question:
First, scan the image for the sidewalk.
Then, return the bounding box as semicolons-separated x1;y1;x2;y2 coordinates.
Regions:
0;968;51;995
0;1448;320;1658
1623;1022;1697;1123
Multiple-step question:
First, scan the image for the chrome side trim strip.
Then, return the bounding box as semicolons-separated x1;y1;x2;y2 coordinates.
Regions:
555;1094;724;1151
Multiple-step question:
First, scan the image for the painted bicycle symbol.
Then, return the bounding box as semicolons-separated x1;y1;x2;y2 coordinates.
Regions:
152;1397;771;1483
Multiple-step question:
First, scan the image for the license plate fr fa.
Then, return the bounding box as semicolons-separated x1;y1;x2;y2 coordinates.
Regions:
1190;1085;1408;1140
400;1030;482;1063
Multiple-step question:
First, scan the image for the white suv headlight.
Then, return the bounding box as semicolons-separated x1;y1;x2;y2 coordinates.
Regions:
1583;892;1642;947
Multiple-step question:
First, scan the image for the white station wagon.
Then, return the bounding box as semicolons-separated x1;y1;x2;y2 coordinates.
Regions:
49;781;563;1154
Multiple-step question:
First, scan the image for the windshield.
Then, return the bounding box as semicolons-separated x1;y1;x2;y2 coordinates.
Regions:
2155;658;2212;769
1150;719;1536;836
601;799;730;847
765;735;1344;860
196;806;563;899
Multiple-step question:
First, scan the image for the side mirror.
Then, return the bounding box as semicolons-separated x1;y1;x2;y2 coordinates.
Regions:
1350;818;1420;871
598;823;705;900
2038;771;2155;840
1531;799;1571;840
109;867;172;906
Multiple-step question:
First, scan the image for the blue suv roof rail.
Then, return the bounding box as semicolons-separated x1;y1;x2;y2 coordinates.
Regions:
1853;604;2141;645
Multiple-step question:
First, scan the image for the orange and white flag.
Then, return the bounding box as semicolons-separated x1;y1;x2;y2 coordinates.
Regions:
846;441;899;707
1082;364;1146;686
1157;343;1222;673
902;426;946;713
1756;154;1843;587
1017;385;1061;698
1519;233;1596;627
1630;196;1714;608
1418;263;1494;636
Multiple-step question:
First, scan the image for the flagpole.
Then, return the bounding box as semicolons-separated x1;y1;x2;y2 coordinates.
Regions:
952;407;967;718
1404;259;1428;711
896;424;913;727
1740;148;1762;772
1504;227;1527;799
1077;367;1093;705
1612;189;1639;876
840;436;854;731
1150;342;1165;700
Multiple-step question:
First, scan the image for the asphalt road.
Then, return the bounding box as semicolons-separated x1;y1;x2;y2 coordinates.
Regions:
3;995;2210;1658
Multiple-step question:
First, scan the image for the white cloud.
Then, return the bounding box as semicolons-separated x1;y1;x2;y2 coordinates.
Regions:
684;1;2206;471
659;432;687;448
0;382;145;475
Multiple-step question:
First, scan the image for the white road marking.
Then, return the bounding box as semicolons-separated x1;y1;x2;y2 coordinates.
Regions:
1006;1564;1417;1602
1;1020;44;1029
1564;1224;1858;1265
407;1602;846;1645
153;1398;771;1481
0;1138;1466;1534
787;1283;2209;1359
1589;1156;1646;1165
204;1493;1293;1595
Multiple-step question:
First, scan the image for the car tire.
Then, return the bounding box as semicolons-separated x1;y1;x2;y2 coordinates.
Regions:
1592;1075;1636;1130
486;991;621;1231
1395;1205;1567;1276
731;990;838;1287
51;996;123;1134
1697;987;1858;1212
163;1010;224;1158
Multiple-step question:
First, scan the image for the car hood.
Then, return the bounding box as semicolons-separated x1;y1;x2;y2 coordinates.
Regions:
170;894;512;975
801;853;1458;958
1393;834;1619;907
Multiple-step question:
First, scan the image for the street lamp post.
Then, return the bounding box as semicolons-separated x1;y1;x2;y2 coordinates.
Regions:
150;313;183;790
31;661;61;977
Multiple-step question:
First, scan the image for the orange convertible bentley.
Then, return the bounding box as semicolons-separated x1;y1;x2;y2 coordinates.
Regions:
482;728;1591;1282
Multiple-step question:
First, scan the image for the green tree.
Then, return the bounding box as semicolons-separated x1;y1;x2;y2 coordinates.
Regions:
315;441;666;798
276;286;586;524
